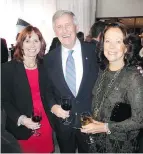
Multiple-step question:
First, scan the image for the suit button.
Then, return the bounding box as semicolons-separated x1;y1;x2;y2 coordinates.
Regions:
76;101;80;104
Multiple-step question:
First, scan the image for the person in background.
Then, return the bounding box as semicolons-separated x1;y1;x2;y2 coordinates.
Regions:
128;34;143;77
77;31;84;42
84;34;92;42
139;28;143;63
49;37;61;52
2;25;54;153
1;38;8;63
90;21;106;46
9;19;31;60
81;22;143;153
43;10;99;153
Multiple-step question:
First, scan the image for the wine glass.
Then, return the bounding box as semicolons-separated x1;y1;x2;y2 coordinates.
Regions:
80;112;95;144
32;108;42;136
61;96;72;125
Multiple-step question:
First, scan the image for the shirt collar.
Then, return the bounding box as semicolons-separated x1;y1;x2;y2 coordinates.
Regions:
62;38;81;54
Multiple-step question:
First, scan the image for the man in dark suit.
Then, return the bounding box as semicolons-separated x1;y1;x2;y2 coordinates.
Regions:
1;38;8;63
43;10;99;153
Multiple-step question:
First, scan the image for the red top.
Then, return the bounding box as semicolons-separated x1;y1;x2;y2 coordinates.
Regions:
18;68;54;153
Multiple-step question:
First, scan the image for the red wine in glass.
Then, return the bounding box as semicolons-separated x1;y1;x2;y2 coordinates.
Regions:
32;116;42;123
32;109;42;136
61;103;72;111
61;96;72;125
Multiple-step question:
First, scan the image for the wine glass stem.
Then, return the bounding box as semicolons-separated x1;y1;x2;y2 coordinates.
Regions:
32;129;41;136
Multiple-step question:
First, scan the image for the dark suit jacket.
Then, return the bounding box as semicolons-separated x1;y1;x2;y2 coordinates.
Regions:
49;37;61;52
43;42;99;139
1;106;21;153
138;129;143;152
1;60;51;140
1;38;8;63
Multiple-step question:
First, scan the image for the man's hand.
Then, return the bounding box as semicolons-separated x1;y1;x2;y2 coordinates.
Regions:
51;104;69;119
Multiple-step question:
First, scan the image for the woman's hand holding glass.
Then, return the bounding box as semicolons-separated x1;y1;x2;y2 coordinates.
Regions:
21;116;41;130
81;120;108;134
80;112;95;144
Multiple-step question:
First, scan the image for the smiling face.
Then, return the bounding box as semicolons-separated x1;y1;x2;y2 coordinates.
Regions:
104;27;127;66
22;31;41;58
53;14;78;49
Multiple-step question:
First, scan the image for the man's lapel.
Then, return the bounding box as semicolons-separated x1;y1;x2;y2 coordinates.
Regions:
76;43;89;98
52;46;74;96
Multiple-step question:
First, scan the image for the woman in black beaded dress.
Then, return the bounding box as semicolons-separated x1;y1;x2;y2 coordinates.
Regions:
81;22;143;153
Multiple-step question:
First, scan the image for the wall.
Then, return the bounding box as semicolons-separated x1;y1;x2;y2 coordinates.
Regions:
0;0;56;50
96;0;143;18
56;0;97;36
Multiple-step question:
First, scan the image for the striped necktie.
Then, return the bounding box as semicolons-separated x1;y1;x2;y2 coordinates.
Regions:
66;50;76;96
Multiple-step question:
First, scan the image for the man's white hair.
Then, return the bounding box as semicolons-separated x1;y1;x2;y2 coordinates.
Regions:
52;10;78;27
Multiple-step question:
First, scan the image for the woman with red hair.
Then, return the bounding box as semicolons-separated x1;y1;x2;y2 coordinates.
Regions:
2;26;54;153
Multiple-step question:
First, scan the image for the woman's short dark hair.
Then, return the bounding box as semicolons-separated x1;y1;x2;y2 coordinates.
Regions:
97;22;139;69
14;25;46;62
